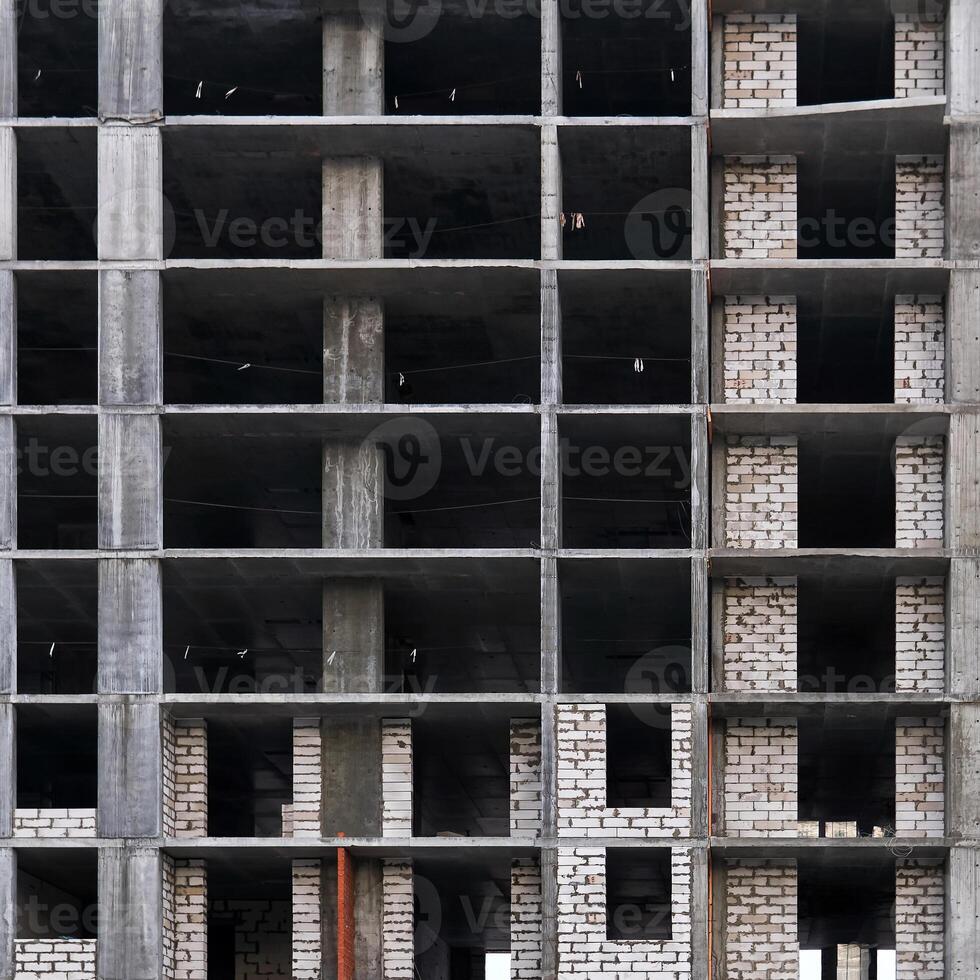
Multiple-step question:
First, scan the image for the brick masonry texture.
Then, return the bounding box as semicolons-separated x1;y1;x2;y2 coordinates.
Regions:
511;718;543;837
724;860;798;979
723;577;798;692
723;296;797;403
209;899;290;979
382;718;413;837
896;862;945;978
556;703;692;838
382;860;415;979
556;847;692;979
724;718;798;836
895;16;945;98
162;857;207;980
292;718;322;837
895;156;945;259
162;715;207;838
292;859;321;980
723;14;797;108
512;858;543;980
12;808;96;838
895;577;945;693
894;295;945;403
723;157;797;259
896;717;945;838
895;436;945;547
14;939;97;980
725;436;798;547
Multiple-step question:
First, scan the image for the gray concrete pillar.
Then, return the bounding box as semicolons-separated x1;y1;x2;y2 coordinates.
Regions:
324;297;384;403
540;0;561;116
98;414;161;551
0;848;13;980
321;717;382;836
97;127;163;261
322;580;383;692
0;414;15;550
323;12;384;116
97;847;162;980
0;703;13;838
98;700;161;838
0;560;12;694
0;126;14;260
0;271;14;405
322;157;383;259
540;126;562;262
98;559;162;695
99;271;161;407
98;0;163;121
0;0;14;118
948;846;980;979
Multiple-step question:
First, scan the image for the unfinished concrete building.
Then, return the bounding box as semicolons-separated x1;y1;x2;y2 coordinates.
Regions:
0;0;978;977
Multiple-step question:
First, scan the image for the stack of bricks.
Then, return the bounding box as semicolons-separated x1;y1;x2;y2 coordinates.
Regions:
291;860;322;980
382;719;413;837
723;577;798;692
895;717;945;837
722;14;797;108
510;718;543;837
894;16;945;98
895;862;945;978
556;704;692;838
724;718;798;836
556;847;692;979
291;717;322;837
723;157;797;259
894;295;945;403
511;858;543;980
14;939;97;980
724;860;799;978
895;156;945;259
723;297;798;403
162;856;207;980
895;436;945;547
162;715;208;837
382;860;415;979
895;577;945;692
12;808;97;838
725;436;799;547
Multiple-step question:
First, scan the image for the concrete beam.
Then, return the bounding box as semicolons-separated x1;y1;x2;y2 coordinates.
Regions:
0;0;14;118
98;414;162;550
323;13;384;116
0;560;13;695
321;717;382;835
98;0;163;120
324;296;384;403
322;158;383;260
97;127;163;260
0;271;13;405
97;847;162;980
0;126;14;260
948;846;980;979
98;558;162;694
98;700;162;837
322;579;384;692
99;270;161;406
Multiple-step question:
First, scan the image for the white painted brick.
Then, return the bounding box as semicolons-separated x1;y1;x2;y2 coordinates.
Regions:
723;157;797;259
382;719;413;837
725;860;798;979
162;856;207;980
895;577;945;693
724;718;798;836
723;14;797;108
162;715;208;838
12;808;96;839
382;860;414;979
895;436;945;548
896;862;944;978
725;436;799;548
723;577;798;691
511;719;543;837
14;940;97;980
291;718;322;838
894;295;945;403
724;296;797;403
895;157;945;259
292;859;321;980
895;717;945;838
895;16;945;98
512;858;543;980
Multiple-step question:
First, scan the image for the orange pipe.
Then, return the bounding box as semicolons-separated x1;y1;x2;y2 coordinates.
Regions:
337;837;355;980
707;701;714;977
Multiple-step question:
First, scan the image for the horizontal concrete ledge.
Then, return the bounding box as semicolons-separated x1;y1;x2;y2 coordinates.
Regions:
709;261;950;296
710;405;950;438
708;695;949;719
709;837;950;859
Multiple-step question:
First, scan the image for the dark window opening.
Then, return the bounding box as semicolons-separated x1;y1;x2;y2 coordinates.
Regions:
606;704;672;809
798;0;895;106
560;559;691;694
207;718;292;837
16;850;98;940
17;128;97;260
561;4;691;116
17;559;97;695
606;848;672;941
16;271;97;406
17;705;97;809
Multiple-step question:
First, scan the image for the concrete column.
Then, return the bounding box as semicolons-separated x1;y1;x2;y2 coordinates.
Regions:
322;580;383;691
322;157;383;260
0;560;12;694
0;703;13;838
0;271;14;405
97;847;162;980
0;414;15;549
98;558;162;694
98;0;163;120
541;126;562;262
541;0;561;115
323;12;384;115
324;296;384;403
0;126;14;260
0;850;11;980
0;0;14;118
321;717;382;836
99;271;161;407
97;127;162;261
98;413;162;551
98;700;161;837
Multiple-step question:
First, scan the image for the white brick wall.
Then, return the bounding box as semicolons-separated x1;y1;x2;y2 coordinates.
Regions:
895;435;945;548
896;717;945;838
895;577;945;693
14;939;97;980
162;716;207;838
723;577;798;692
724;718;798;836
556;847;691;979
724;860;798;979
896;862;944;979
723;157;797;259
723;296;797;403
894;295;945;403
512;858;543;980
725;436;799;548
382;719;413;837
292;859;321;980
723;14;797;108
556;704;692;838
12;808;97;838
162;857;207;980
292;718;322;838
511;718;543;837
382;860;415;979
895;16;945;98
895;156;945;259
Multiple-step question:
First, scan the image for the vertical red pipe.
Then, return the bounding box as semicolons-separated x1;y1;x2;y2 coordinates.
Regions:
337;839;355;980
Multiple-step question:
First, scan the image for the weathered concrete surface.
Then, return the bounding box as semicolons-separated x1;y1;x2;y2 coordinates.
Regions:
98;0;163;120
323;13;383;116
98;414;162;550
97;847;162;980
321;716;382;836
322;579;384;692
98;558;162;694
324;296;384;403
99;270;161;406
97;126;163;260
98;699;161;837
